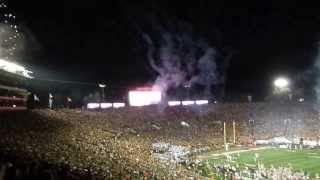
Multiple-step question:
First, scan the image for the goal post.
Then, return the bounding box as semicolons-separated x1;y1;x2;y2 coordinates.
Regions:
224;122;228;151
233;121;236;144
224;121;237;151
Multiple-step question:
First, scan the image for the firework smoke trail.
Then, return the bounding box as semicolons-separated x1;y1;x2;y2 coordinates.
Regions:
142;28;224;100
313;44;320;130
314;44;320;103
145;32;186;92
0;0;21;60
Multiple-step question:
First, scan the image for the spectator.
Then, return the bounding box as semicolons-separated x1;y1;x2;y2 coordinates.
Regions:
34;94;40;108
48;93;53;109
66;96;72;109
26;93;34;110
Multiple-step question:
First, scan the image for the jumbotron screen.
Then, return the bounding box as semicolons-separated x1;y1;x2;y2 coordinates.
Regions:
128;87;162;107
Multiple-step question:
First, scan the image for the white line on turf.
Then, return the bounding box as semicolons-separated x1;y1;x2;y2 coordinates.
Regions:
309;156;320;158
197;146;273;160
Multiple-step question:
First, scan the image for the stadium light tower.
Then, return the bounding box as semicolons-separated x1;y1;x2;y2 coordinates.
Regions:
184;82;191;100
98;83;106;101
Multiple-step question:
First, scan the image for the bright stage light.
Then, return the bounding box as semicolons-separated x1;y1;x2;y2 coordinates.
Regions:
113;102;125;108
0;59;33;78
168;101;181;106
182;100;194;106
87;103;100;109
100;103;112;109
274;77;289;89
129;90;162;107
195;100;209;105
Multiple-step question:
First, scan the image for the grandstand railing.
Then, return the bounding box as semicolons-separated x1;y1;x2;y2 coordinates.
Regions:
0;96;27;111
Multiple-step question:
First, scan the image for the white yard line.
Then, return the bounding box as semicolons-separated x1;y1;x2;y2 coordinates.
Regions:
197;146;272;160
309;156;320;158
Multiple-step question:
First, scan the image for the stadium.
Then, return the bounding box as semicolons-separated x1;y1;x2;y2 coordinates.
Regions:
1;99;320;179
1;1;320;180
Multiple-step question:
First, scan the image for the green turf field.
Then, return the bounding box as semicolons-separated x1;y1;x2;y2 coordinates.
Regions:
205;148;320;176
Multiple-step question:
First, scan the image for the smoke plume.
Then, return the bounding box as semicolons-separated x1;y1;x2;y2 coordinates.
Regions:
143;27;227;99
314;44;320;102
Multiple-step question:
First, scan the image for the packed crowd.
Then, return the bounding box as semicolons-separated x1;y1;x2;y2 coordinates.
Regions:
0;102;319;179
250;102;320;141
195;160;314;179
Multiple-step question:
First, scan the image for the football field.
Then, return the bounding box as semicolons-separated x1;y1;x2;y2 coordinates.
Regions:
201;147;320;177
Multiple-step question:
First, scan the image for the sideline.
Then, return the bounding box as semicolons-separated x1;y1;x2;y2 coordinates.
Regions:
197;146;272;160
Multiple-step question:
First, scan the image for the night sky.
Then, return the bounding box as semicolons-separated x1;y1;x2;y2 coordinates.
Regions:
6;1;320;100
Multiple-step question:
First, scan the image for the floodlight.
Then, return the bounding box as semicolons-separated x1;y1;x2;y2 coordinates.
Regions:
0;59;33;78
100;103;112;109
98;84;106;88
195;100;209;105
113;102;125;108
182;100;194;106
274;78;289;89
87;103;100;109
168;101;181;106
